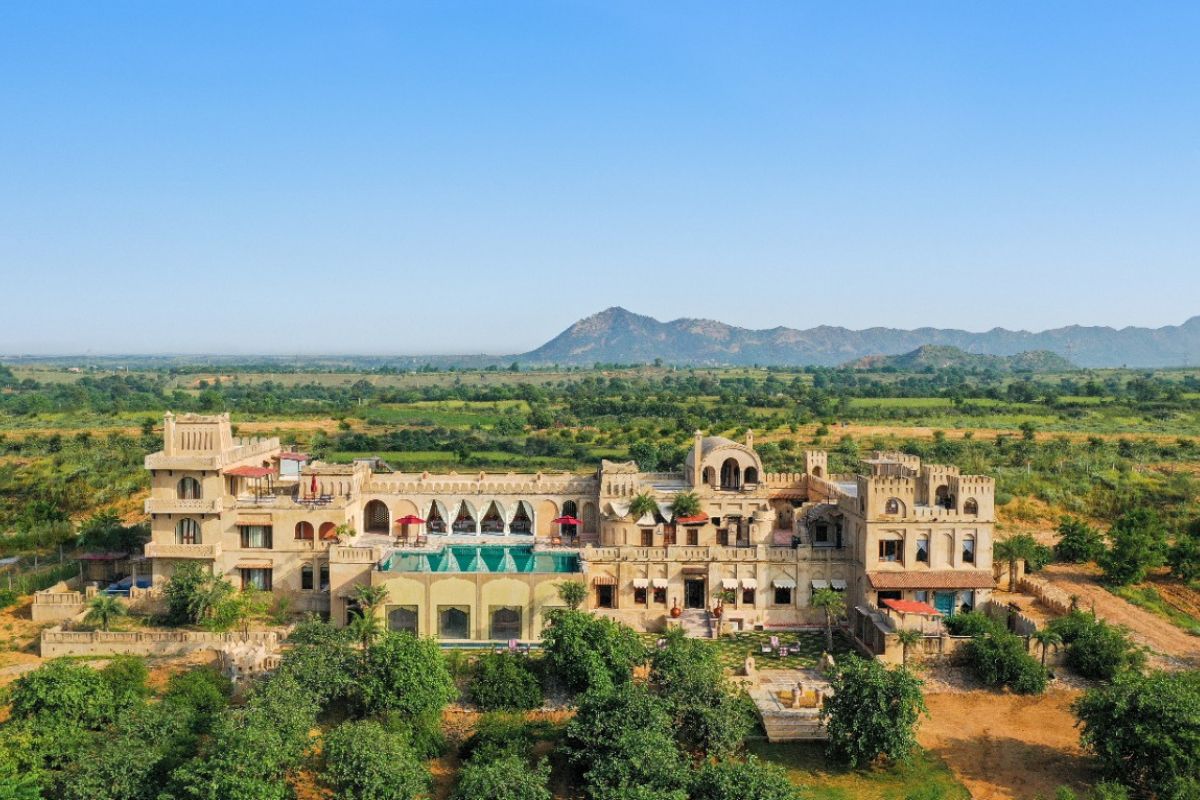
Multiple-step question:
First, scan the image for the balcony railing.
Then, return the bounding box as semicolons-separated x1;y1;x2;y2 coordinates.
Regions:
144;497;222;514
145;542;221;559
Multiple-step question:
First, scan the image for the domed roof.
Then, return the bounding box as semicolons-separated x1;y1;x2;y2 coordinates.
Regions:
685;436;755;468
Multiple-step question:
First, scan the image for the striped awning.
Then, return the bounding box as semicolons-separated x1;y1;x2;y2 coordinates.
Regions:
236;517;272;527
632;578;650;589
721;578;738;590
592;575;617;586
773;578;797;589
235;560;272;569
740;578;758;590
652;578;669;589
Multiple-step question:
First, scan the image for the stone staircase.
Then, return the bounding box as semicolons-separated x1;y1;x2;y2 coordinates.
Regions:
678;608;712;639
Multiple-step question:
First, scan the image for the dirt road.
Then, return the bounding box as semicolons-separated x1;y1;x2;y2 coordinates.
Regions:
920;689;1094;800
1041;563;1200;668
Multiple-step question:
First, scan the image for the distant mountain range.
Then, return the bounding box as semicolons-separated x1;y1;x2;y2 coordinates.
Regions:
846;345;1076;373
516;307;1200;368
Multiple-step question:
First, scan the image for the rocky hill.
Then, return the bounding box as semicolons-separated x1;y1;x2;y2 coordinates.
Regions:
517;307;1200;368
846;345;1076;372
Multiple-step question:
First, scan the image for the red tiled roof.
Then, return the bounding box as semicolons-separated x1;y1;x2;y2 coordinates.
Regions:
882;598;941;616
867;570;995;590
224;466;275;478
677;512;709;525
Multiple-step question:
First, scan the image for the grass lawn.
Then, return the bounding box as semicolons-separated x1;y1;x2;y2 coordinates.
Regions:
641;630;852;671
748;741;969;800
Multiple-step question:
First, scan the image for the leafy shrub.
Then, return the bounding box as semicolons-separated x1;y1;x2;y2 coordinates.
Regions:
541;609;645;695
452;754;551;800
358;632;457;722
690;757;803;800
162;667;231;729
322;720;429;800
470;652;543;711
967;632;1048;694
1055;516;1105;563
1060;618;1145;680
944;610;1003;638
822;655;926;767
9;659;115;728
100;655;149;709
1099;509;1168;586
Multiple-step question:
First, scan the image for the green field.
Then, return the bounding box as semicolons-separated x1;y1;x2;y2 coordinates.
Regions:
748;742;969;800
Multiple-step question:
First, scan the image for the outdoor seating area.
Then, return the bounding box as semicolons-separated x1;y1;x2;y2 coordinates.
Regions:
493;638;534;655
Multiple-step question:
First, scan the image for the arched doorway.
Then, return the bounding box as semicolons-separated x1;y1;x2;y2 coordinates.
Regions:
581;502;598;534
318;522;338;541
703;466;716;486
720;458;741;490
294;521;314;541
480;501;505;534
177;477;202;499
426;501;448;534
935;485;950;509
510;501;533;534
363;500;389;534
744;466;759;485
452;501;478;534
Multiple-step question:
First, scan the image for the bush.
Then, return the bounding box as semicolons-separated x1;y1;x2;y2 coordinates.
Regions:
1075;670;1200;800
358;632;457;722
1062;619;1145;681
100;655;149;710
1055;516;1105;563
1099;509;1168;586
689;757;803;800
1168;528;1200;582
944;610;1003;638
9;659;115;728
470;652;543;711
822;655;926;767
452;754;551;800
967;632;1048;694
541;609;645;695
162;667;232;727
322;720;429;800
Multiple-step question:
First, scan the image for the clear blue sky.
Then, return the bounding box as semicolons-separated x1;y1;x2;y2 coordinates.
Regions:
1;2;1198;355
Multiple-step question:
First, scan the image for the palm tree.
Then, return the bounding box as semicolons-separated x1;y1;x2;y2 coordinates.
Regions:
994;533;1039;591
187;574;233;623
811;588;846;653
352;584;390;618
895;628;923;667
348;612;383;658
1031;628;1063;668
628;492;659;521
84;594;126;631
669;491;701;519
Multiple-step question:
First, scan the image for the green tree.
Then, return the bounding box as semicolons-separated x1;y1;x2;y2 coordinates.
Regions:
1031;628;1063;669
1168;524;1200;582
895;628;923;667
1074;670;1200;800
348;612;384;657
9;660;115;728
452;754;551;800
1099;509;1168;586
995;533;1041;591
811;588;846;653
353;583;391;617
650;628;754;758
541;609;645;695
162;563;233;625
321;720;429;800
689;758;803;800
556;579;588;610
967;631;1048;694
1058;617;1145;680
1055;516;1105;563
357;632;457;721
627;491;659;521
470;652;544;712
100;655;149;710
628;442;659;471
821;655;926;768
83;594;126;632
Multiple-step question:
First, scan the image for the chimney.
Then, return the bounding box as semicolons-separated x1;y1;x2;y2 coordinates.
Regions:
693;430;704;487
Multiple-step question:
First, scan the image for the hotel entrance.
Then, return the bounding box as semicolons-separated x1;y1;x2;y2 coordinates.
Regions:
684;578;706;609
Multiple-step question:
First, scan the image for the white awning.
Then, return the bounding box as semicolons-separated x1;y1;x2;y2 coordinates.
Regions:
606;501;630;518
635;513;656;527
810;579;830;590
740;578;758;590
632;578;649;589
721;578;738;590
773;578;797;589
830;579;847;591
651;578;669;589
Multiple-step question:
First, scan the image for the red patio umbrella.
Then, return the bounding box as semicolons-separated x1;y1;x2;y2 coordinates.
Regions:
395;515;427;526
309;474;318;495
551;515;582;526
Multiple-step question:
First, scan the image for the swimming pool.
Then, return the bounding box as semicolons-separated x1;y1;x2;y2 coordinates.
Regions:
381;544;581;574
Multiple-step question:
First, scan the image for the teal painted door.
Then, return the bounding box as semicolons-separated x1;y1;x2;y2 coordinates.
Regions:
934;591;956;616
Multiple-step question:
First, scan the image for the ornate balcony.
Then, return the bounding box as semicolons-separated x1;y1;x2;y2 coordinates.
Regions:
144;541;221;559
144;497;222;515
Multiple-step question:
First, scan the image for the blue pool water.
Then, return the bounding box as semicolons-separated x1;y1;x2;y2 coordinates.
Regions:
382;544;580;574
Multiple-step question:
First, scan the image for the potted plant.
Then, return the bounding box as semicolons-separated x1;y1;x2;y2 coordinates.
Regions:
670;598;682;618
711;588;734;618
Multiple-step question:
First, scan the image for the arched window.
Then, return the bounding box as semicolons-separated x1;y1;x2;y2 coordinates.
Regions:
510;502;533;534
935;485;950;509
812;465;823;478
884;498;902;515
702;466;716;485
962;535;976;564
300;564;314;590
963;498;979;515
438;606;470;639
363;500;390;534
720;458;741;490
389;606;418;634
319;562;330;590
295;521;314;540
318;522;338;541
744;466;759;485
177;477;202;499
489;606;522;640
175;518;201;545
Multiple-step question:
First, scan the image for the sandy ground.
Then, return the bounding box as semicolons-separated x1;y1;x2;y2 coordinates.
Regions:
1041;563;1200;669
920;688;1094;800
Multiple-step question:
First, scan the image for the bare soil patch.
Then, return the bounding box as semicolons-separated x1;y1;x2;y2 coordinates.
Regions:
1041;563;1200;668
919;689;1095;800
